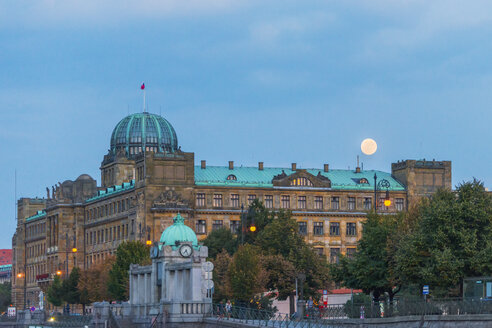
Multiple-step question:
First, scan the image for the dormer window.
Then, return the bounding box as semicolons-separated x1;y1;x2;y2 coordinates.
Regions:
226;174;237;181
290;177;313;186
359;178;369;184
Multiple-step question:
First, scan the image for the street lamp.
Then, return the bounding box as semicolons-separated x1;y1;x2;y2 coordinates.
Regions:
373;173;391;213
61;232;77;278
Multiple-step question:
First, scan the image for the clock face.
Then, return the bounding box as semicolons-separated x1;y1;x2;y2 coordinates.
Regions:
150;246;159;258
179;244;193;257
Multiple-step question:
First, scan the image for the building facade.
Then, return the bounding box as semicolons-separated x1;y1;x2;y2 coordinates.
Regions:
11;111;452;309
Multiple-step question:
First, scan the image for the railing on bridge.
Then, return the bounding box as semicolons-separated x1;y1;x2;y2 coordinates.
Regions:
211;298;492;327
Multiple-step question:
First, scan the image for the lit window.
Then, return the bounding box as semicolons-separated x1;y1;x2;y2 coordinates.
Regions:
348;197;356;210
196;193;205;207
290;177;313;186
213;194;223;207
346;222;357;236
281;196;290;209
230;194;239;208
265;195;273;209
313;222;324;235
314;196;323;210
298;196;306;209
227;174;237;181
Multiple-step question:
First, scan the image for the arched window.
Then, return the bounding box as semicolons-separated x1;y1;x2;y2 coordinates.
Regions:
290;177;313;186
227;174;237;181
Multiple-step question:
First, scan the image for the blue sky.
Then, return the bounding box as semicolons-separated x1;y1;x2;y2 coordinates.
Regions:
1;1;492;248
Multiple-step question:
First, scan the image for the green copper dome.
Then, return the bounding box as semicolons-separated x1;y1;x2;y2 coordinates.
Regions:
160;213;198;250
110;112;178;157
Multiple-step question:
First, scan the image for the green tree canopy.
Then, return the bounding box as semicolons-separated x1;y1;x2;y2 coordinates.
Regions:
108;241;151;300
203;228;238;259
228;244;264;303
395;180;492;295
47;275;64;307
62;266;81;305
330;213;400;301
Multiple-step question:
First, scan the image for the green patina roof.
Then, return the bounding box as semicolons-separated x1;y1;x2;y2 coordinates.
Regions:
85;180;135;203
25;210;46;222
194;166;405;191
110;112;178;155
159;213;198;250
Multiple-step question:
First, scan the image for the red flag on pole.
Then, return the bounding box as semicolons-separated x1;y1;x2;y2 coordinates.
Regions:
141;83;145;90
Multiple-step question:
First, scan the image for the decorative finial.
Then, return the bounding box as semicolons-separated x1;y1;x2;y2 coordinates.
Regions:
173;213;185;224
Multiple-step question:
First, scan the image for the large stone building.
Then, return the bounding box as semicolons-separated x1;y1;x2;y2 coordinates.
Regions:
11;111;451;309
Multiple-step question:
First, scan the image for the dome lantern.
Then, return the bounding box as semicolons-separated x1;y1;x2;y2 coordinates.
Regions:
110;112;178;157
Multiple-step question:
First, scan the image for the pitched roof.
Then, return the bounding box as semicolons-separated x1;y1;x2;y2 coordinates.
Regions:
194;166;405;191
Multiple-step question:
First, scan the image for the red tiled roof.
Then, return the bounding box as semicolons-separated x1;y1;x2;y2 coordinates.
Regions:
0;250;12;266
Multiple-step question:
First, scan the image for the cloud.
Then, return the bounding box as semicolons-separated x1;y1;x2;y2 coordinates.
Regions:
0;0;247;29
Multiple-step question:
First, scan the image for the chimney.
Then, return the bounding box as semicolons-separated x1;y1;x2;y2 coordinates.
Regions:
258;162;264;171
201;160;206;169
355;167;361;173
229;161;234;170
324;164;329;172
291;163;297;171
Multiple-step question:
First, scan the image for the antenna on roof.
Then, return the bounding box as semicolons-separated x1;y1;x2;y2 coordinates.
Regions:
141;82;146;112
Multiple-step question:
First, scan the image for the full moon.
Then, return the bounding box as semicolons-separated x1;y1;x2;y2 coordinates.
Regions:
361;138;377;155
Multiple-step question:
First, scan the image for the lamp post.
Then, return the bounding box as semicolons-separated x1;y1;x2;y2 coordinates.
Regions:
62;232;77;278
373;173;391;213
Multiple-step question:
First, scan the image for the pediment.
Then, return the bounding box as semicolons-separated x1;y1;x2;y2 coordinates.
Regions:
272;170;331;188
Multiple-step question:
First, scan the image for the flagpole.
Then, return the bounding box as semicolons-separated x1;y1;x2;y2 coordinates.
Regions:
143;89;146;112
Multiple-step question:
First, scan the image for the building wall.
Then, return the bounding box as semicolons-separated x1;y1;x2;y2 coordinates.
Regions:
11;151;450;309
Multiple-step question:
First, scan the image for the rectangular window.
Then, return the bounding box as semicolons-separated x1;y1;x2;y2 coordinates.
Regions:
230;220;240;234
330;248;341;263
196;220;206;234
196;193;205;207
298;196;306;209
313;222;324;235
231;194;239;208
396;198;405;211
331;197;339;210
379;197;389;210
281;195;290;209
314;196;323;210
346;248;356;259
364;197;372;210
213;194;223;207
298;222;307;235
117;226;121;239
346;222;357;236
348;197;356;210
248;194;257;205
315;247;324;257
265;195;274;209
330;222;340;236
212;220;223;231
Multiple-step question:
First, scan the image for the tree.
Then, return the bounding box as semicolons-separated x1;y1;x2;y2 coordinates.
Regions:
47;275;64;307
0;282;11;312
108;241;150;300
211;249;232;302
203;228;237;259
79;256;115;304
395;180;492;296
63;267;81;306
330;213;401;301
228;244;264;304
